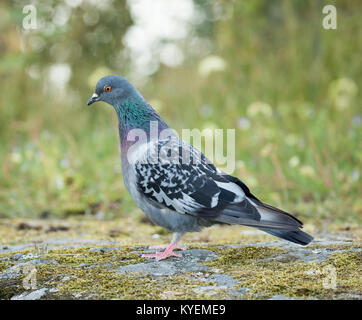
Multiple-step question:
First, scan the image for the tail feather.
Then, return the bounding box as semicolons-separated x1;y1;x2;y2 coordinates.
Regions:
260;229;313;245
249;200;303;228
215;198;313;246
215;215;299;231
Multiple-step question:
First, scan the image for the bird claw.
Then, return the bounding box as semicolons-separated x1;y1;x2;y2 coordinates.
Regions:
142;250;182;261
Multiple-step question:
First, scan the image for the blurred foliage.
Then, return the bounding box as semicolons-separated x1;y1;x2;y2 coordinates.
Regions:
0;0;360;228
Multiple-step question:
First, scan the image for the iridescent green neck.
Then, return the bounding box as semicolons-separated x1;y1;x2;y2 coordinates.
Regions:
114;98;168;142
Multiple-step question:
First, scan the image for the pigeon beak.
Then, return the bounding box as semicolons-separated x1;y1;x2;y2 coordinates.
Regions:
87;93;100;106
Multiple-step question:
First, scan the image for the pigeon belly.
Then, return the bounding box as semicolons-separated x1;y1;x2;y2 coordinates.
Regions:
123;161;210;233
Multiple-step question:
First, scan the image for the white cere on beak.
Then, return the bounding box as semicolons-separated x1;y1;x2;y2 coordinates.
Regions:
92;93;99;98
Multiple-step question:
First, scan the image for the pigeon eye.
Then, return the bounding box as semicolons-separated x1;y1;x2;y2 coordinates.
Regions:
105;86;112;92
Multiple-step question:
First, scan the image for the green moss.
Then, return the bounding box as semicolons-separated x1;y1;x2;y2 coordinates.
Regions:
34;261;213;299
202;247;361;299
44;246;145;267
205;246;285;270
0;279;24;299
47;269;212;299
0;246;214;299
0;260;10;273
324;251;362;295
1;244;360;299
0;217;360;300
328;251;361;269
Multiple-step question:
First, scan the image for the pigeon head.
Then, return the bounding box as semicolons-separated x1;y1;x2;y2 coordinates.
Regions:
87;75;169;137
87;75;143;107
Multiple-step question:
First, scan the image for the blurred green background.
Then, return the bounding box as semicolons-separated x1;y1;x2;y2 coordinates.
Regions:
0;0;360;228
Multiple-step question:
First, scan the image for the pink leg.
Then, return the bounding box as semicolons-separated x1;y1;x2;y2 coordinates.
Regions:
142;242;182;261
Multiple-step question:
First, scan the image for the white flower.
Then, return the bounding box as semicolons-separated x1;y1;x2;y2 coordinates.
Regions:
247;101;273;118
48;63;72;93
11;151;22;164
54;176;65;190
289;156;300;168
198;55;227;77
328;77;358;110
159;43;184;67
300;165;315;178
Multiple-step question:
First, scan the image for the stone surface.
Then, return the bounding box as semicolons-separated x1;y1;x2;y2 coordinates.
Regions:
11;288;48;300
0;220;360;300
119;249;216;276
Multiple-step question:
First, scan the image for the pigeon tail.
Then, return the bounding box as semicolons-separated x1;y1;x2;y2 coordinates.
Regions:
215;198;313;245
260;229;313;245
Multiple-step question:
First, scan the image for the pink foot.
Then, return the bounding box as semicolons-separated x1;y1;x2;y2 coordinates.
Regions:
148;244;186;250
142;250;182;261
142;243;183;261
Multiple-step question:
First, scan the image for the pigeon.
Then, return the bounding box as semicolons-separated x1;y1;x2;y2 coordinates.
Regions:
87;75;313;261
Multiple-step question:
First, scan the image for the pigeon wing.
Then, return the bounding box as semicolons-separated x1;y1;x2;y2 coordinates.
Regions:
133;137;306;233
133;137;257;219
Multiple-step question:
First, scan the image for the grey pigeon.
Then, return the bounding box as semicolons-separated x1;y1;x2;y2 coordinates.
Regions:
87;75;313;261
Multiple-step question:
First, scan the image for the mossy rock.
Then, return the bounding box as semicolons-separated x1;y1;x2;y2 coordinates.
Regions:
0;218;360;300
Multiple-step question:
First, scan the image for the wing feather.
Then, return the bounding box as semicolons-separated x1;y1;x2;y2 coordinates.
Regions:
134;137;245;218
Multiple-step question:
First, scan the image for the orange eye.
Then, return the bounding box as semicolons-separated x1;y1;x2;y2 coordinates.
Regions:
105;86;112;92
